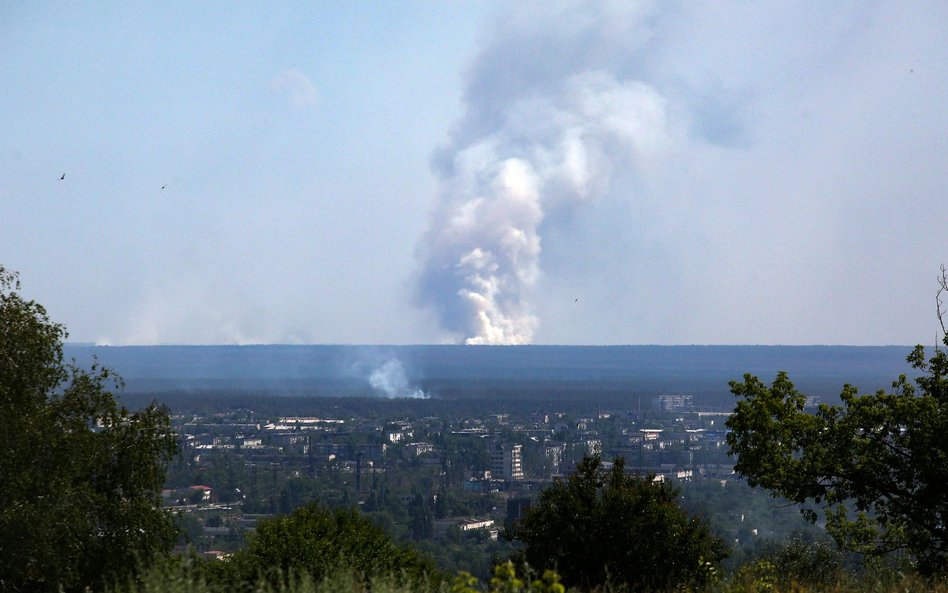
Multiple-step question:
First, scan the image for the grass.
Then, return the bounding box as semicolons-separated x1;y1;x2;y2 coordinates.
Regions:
110;557;948;593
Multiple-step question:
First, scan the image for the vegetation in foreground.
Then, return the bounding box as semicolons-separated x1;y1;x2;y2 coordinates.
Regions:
5;262;948;592
112;555;948;593
202;504;440;593
0;266;178;592
511;455;726;592
726;268;948;576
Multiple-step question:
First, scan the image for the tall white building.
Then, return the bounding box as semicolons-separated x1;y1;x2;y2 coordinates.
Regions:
491;443;524;481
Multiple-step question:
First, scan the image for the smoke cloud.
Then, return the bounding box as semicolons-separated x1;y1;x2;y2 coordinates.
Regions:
271;68;319;111
368;358;428;399
415;2;672;344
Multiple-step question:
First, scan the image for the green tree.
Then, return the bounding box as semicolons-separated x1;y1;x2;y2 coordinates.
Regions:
408;492;434;540
512;454;726;591
757;536;845;587
0;266;178;592
726;271;948;575
209;503;439;591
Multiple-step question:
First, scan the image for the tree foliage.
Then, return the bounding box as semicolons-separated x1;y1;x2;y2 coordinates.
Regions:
209;503;439;592
0;266;178;592
726;270;948;576
512;454;727;591
408;493;434;540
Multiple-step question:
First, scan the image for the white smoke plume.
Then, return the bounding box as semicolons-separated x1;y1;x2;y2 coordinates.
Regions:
368;358;428;399
415;2;672;345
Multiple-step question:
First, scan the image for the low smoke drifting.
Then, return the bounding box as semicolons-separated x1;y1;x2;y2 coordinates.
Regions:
368;358;428;399
415;3;672;345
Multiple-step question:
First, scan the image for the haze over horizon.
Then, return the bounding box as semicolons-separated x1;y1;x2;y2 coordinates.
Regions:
3;2;947;347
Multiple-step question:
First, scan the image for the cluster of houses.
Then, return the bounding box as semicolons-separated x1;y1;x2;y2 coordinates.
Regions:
167;395;741;556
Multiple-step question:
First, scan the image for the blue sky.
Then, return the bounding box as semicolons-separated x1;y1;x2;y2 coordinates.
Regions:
2;2;947;346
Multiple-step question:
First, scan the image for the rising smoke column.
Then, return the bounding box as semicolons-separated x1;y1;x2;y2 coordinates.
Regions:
415;2;672;345
368;358;428;399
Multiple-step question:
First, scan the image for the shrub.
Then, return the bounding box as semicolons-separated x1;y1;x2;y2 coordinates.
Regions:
206;504;439;592
512;454;727;591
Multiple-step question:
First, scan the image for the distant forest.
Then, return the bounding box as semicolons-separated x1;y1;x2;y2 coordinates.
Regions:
66;344;917;411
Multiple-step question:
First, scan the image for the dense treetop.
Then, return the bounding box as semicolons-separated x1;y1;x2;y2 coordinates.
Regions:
0;266;178;592
727;270;948;575
512;454;726;591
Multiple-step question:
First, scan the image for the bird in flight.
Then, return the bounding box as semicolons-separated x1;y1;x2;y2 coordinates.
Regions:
574;297;580;303
59;173;65;180
161;185;167;190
